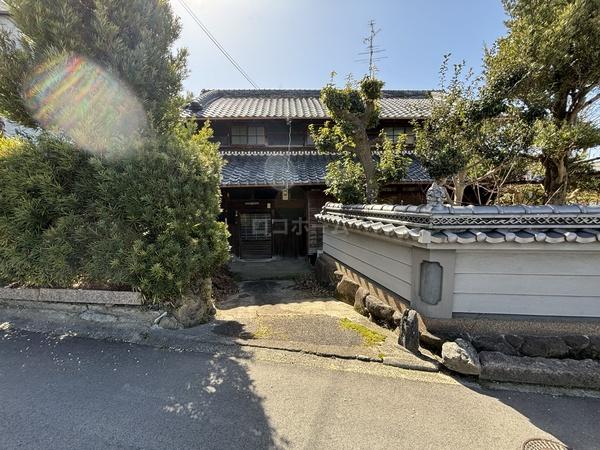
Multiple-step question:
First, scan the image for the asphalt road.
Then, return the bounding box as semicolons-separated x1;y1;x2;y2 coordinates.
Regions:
1;329;599;450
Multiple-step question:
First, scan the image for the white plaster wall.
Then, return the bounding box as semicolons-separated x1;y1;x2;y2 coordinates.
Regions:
0;14;18;42
453;250;600;317
324;224;600;319
323;226;413;300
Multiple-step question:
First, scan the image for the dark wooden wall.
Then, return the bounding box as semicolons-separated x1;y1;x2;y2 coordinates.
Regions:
221;183;428;259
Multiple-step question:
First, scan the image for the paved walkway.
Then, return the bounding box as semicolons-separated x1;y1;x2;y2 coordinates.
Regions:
229;257;312;280
211;260;438;371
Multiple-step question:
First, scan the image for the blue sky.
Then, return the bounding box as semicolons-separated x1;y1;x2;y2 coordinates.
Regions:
169;0;508;94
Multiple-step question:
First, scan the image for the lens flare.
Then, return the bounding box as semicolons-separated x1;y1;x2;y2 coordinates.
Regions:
23;53;147;157
265;155;298;190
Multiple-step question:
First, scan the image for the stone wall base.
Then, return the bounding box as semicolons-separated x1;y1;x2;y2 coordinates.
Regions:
0;298;161;326
0;287;142;305
425;315;600;340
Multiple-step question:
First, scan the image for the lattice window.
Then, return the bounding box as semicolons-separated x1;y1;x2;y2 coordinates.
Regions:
384;126;415;145
231;126;265;145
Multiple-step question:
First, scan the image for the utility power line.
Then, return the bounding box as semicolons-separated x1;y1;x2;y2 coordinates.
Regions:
177;0;260;88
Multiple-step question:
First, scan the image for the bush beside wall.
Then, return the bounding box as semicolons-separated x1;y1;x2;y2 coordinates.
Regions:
0;125;229;308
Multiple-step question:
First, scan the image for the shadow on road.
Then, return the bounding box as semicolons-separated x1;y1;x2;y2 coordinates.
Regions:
0;328;289;449
457;378;600;449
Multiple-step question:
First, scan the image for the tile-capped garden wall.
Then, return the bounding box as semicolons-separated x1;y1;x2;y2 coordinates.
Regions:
317;202;600;320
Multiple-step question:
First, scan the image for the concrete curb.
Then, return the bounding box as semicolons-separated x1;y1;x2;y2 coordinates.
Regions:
0;287;142;305
8;301;599;388
4;311;600;391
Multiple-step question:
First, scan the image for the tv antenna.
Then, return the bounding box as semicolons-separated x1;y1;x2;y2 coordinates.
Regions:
356;20;387;78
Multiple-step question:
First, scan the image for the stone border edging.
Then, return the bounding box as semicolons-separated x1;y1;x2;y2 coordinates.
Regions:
479;351;600;390
0;287;143;305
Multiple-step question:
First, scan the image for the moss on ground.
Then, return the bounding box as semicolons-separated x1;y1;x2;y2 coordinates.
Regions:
339;318;386;346
252;324;273;339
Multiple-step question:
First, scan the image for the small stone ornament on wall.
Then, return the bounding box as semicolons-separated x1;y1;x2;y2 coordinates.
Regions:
426;182;448;206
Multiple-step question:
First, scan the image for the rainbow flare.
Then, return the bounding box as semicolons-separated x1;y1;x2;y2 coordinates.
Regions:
23;53;147;157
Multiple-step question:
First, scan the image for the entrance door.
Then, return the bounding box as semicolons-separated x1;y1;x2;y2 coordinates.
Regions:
239;212;272;259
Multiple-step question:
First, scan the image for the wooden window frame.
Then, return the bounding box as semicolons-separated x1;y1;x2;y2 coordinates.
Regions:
231;125;265;146
384;126;415;145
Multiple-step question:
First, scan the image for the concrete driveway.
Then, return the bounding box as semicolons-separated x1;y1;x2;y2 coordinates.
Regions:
214;260;438;371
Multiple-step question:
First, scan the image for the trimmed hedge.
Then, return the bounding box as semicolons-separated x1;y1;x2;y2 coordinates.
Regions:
0;125;229;306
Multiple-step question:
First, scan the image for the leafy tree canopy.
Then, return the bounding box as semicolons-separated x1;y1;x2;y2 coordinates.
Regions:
0;0;188;131
310;75;410;203
414;58;531;204
483;0;600;202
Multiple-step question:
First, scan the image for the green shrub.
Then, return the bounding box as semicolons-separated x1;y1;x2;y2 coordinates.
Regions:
0;125;229;306
0;134;91;287
324;158;366;204
84;125;230;305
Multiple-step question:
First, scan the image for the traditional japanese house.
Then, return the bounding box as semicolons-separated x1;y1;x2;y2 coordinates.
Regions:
185;89;434;260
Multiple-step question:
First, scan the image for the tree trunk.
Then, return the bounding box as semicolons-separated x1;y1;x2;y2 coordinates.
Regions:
355;135;379;203
543;155;568;204
172;278;216;327
364;175;379;204
452;170;467;205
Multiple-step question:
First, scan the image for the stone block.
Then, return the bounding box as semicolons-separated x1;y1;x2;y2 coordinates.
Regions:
398;309;420;354
580;336;600;360
420;331;444;354
0;288;40;301
365;295;395;324
38;289;142;305
335;278;359;305
442;338;481;375
521;336;570;358
353;287;369;316
479;351;600;389
472;335;518;356
504;334;524;351
172;279;215;328
157;315;181;330
564;335;590;358
314;254;341;288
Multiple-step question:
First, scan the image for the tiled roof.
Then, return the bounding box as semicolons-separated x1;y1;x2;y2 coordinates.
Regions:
220;151;431;187
189;90;435;120
317;203;600;245
221;151;333;186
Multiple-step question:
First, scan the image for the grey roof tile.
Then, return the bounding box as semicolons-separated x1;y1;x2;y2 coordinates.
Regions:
221;152;333;186
317;202;600;245
220;151;431;186
189;89;435;120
